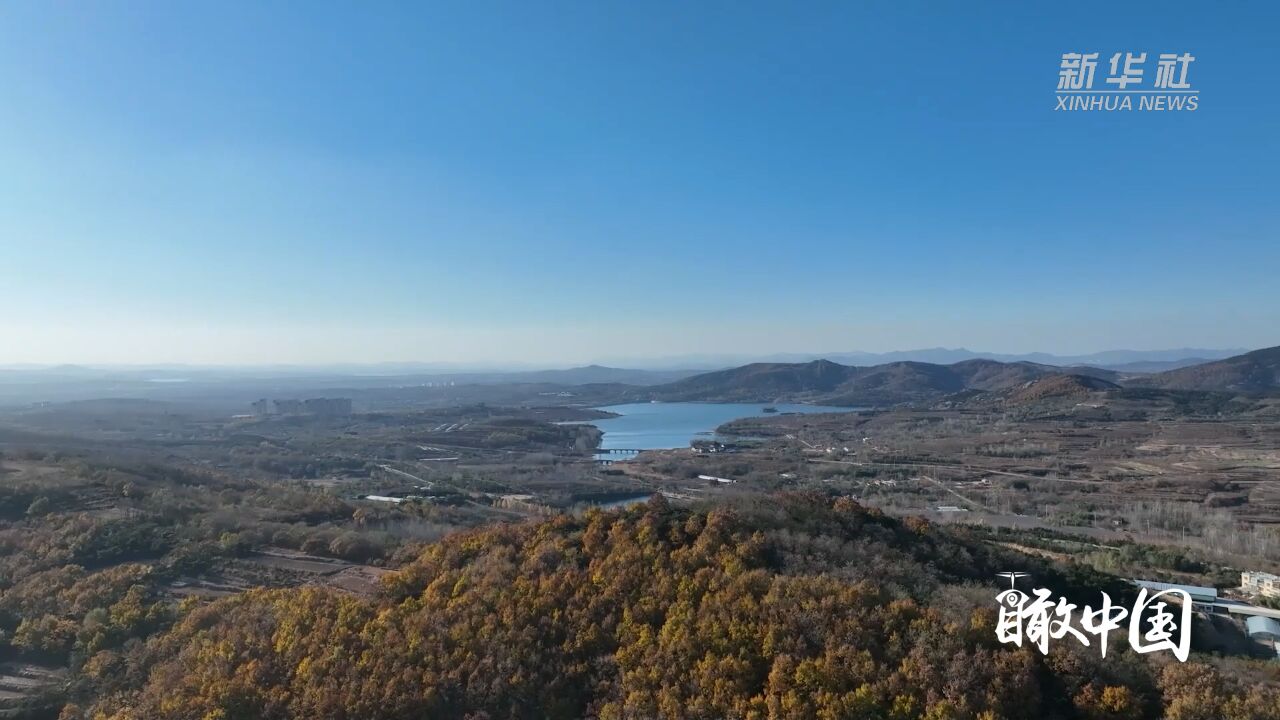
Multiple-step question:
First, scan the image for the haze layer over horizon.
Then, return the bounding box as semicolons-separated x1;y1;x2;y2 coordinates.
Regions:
3;2;1277;364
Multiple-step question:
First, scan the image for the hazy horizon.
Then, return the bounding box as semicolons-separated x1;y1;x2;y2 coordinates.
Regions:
0;344;1259;373
4;2;1277;365
1;331;1273;367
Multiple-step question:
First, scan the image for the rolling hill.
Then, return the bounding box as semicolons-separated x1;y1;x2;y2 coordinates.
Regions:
646;348;1280;406
645;359;858;402
646;357;1120;406
1004;373;1122;404
1132;345;1280;393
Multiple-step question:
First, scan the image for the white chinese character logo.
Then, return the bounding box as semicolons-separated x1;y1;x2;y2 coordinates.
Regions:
994;573;1191;660
1058;53;1099;90
1154;53;1195;89
1079;592;1128;657
997;586;1089;654
1130;588;1192;661
1107;52;1147;89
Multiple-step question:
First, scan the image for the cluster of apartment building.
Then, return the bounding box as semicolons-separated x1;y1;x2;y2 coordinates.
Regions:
1242;571;1280;599
250;397;353;417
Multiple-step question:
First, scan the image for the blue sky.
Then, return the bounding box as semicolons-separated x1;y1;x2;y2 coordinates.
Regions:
2;1;1276;365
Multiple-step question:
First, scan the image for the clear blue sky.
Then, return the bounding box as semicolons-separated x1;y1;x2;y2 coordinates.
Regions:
2;1;1276;365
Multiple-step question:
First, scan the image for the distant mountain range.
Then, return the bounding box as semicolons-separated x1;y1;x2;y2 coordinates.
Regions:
606;347;1247;371
2;348;1274;410
638;346;1280;406
467;365;696;386
1094;358;1219;373
0;348;1248;379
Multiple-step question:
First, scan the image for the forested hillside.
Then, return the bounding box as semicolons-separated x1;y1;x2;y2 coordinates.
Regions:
1133;346;1280;393
645;348;1280;406
75;495;1280;720
646;359;1123;406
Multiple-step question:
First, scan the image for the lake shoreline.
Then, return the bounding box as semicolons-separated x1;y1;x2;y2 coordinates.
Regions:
587;401;860;452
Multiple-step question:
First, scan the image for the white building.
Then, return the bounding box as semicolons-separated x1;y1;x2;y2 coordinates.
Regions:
1242;571;1280;599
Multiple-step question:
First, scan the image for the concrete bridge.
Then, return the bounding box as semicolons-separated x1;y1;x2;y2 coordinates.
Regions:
594;448;644;465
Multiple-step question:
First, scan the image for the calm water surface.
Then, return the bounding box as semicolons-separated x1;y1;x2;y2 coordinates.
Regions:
590;402;858;452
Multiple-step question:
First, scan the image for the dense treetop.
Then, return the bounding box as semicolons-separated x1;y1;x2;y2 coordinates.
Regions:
68;494;1279;720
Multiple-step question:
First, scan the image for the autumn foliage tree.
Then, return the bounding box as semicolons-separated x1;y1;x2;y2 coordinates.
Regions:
77;494;1280;720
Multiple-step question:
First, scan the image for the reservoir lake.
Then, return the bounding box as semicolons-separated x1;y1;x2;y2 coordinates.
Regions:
589;402;858;455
